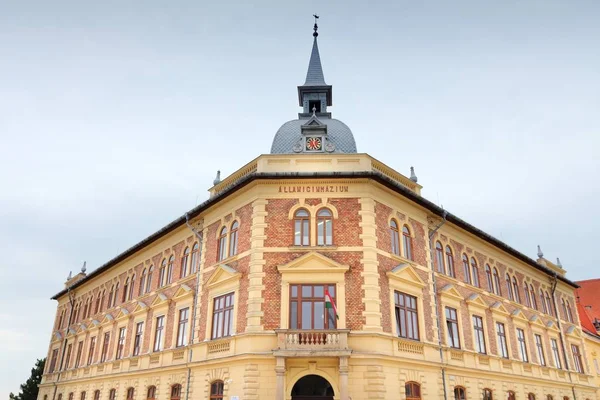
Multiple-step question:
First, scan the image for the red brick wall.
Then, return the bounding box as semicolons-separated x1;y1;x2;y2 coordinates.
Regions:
265;199;298;247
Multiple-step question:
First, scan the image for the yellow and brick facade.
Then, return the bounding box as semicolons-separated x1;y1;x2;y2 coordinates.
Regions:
38;154;598;400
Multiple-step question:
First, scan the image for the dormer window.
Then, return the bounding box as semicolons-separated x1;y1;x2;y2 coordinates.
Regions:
309;100;321;113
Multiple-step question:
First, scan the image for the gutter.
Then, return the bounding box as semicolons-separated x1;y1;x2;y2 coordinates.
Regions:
428;211;449;400
50;171;579;300
184;213;204;400
551;273;577;400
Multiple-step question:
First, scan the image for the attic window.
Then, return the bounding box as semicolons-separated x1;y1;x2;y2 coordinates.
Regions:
309;100;321;113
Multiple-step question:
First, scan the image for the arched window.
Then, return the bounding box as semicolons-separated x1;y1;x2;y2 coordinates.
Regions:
405;382;421;400
139;269;147;296
122;278;130;303
108;285;114;308
493;268;501;295
435;242;445;274
402;225;413;260
68;393;74;400
191;242;199;273
146;266;154;293
44;395;48;400
546;396;553;400
506;274;514;301
528;393;536;400
210;381;224;400
167;256;174;284
561;298;567;320
217;226;228;261
181;247;190;277
159;259;167;287
462;254;471;284
294;209;310;246
126;388;134;400
454;386;467;400
229;221;239;255
316;209;333;246
540;289;547;313
470;258;479;287
485;265;493;292
507;391;516;400
512;277;520;303
108;389;116;400
545;292;553;316
94;294;100;315
566;301;573;322
146;386;156;400
82;299;88;320
100;290;106;312
446;246;455;277
80;392;86;400
563;397;570;400
170;384;182;400
483;388;493;400
58;395;62;400
113;282;120;306
530;284;537;309
390;219;400;255
93;390;100;400
524;282;531;307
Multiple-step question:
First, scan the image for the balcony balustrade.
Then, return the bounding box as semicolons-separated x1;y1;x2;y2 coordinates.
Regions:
274;329;350;356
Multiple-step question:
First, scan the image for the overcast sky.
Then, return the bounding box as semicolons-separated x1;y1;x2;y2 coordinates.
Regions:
1;0;599;396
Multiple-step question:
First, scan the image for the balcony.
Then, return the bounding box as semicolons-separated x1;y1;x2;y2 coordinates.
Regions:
274;329;351;357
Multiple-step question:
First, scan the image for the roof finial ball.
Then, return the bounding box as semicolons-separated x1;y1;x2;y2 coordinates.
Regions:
537;245;544;258
410;166;418;183
313;14;319;37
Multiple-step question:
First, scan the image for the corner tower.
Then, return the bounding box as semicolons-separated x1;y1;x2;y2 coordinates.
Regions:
270;19;357;154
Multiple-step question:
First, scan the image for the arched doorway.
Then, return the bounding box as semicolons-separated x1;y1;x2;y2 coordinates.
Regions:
291;375;334;400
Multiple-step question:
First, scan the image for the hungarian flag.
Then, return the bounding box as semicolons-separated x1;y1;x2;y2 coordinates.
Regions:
324;289;339;320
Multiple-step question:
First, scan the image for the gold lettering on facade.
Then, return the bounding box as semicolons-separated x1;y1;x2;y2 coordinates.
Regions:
278;185;349;193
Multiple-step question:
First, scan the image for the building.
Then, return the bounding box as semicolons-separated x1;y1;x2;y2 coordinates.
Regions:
38;22;598;400
576;280;600;396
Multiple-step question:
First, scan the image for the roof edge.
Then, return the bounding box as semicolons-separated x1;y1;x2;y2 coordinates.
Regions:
52;171;578;299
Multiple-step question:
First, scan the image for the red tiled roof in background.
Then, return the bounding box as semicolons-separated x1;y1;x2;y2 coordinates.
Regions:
577;302;597;334
576;279;600;322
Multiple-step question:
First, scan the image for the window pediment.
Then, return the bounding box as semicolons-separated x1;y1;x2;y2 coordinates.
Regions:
386;263;425;288
529;314;545;328
151;292;169;307
100;313;114;325
206;264;241;290
511;308;528;323
466;293;488;310
277;251;349;274
115;308;130;321
490;301;510;316
566;325;582;338
173;284;194;299
132;301;148;315
439;284;464;302
546;320;559;332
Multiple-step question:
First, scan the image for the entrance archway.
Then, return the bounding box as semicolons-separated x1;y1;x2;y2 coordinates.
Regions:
291;374;334;400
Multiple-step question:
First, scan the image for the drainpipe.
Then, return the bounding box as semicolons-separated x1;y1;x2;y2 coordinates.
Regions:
184;213;204;400
428;211;448;400
51;285;76;400
551;272;576;400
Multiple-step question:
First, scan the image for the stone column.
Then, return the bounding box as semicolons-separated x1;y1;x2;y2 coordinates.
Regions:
339;356;349;400
275;357;286;400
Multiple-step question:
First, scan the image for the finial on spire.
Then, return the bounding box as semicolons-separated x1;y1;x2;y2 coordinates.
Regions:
537;245;544;258
312;105;317;117
67;270;72;280
410;166;418;183
213;170;221;186
556;257;562;267
313;14;319;37
81;261;87;273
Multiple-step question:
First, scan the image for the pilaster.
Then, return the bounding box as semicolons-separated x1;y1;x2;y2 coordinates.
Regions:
359;197;382;331
245;199;268;332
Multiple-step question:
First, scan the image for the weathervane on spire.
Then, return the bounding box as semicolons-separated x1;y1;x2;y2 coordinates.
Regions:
313;14;319;37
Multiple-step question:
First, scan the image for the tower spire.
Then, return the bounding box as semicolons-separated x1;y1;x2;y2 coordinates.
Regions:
297;16;332;109
313;14;319;37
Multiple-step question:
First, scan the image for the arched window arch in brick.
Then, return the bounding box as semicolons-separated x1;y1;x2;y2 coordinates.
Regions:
217;226;228;261
405;381;421;400
462;254;471;285
435;241;445;274
316;208;333;246
229;221;239;256
390;219;400;255
402;225;413;260
210;381;224;400
293;209;310;246
445;246;455;277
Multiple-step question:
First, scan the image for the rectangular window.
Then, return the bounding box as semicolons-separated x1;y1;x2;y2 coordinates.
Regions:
212;293;235;339
154;316;165;352
473;315;486;354
593;358;599;374
177;307;190;347
572;344;584;373
394;291;419;341
87;336;96;365
289;284;336;330
65;343;73;369
535;334;546;366
517;328;528;362
133;322;144;356
49;349;59;373
551;338;562;369
496;322;509;358
445;307;461;349
115;327;126;359
101;332;110;363
74;341;84;368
